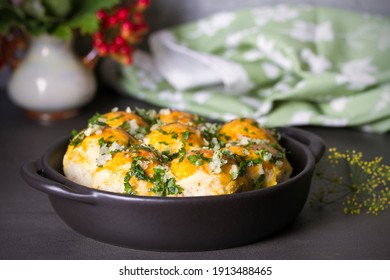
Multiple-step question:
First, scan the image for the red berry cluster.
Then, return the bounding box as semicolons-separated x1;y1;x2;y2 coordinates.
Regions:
93;0;151;65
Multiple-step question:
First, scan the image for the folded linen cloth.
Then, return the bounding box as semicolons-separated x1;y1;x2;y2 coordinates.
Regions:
117;4;390;132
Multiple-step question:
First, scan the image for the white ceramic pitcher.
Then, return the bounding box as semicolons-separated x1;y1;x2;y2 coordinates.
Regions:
7;34;97;120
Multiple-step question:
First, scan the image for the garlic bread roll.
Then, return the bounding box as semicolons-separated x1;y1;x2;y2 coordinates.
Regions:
63;127;136;187
170;149;250;196
144;123;204;156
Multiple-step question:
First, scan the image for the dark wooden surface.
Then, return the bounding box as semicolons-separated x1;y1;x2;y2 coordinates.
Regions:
1;86;389;260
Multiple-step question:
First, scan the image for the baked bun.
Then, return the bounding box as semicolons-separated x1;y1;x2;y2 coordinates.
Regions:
63;108;292;197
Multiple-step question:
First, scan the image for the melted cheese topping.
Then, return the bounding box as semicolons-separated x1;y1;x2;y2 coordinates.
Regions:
218;118;278;145
158;110;198;126
143;123;204;155
104;111;147;128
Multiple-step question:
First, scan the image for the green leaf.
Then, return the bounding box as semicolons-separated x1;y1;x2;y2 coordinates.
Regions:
52;25;73;40
43;0;71;18
67;14;99;34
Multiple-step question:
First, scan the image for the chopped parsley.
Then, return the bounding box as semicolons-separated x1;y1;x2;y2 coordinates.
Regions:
157;129;186;141
123;162;183;196
96;137;127;167
150;167;183;196
124;172;136;195
220;149;263;178
171;133;179;139
129;160;149;180
119;120;148;137
108;115;123;122
157;128;169;135
159;146;186;164
135;107;157;125
187;151;212;166
98;137;106;147
218;133;231;142
88;113;106;126
200;123;221;142
181;131;191;140
254;174;265;189
69;129;85;146
177;146;186;162
238;161;248;177
160;150;178;164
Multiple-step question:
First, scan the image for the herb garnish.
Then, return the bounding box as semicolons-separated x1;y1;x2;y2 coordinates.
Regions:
254;174;265;189
181;131;191;140
98;137;107;147
135;107;157;125
88;113;106;126
150;166;183;196
123;162;183;196
124;172;136;195
129;159;149;180
69;129;86;146
187;151;212;166
119;120;149;138
200;123;221;142
171;133;179;139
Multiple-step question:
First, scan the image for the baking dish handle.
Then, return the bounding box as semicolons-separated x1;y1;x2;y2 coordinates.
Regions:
280;127;326;163
21;161;97;204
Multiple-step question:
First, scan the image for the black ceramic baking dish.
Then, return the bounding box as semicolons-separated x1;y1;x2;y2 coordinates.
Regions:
21;127;325;251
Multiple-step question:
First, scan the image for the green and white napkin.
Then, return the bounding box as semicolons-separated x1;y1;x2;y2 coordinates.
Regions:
117;5;390;133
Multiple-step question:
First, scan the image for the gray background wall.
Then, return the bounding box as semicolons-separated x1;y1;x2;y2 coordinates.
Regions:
1;0;390;88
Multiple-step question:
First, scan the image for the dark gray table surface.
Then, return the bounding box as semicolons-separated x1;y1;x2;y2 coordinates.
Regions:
1;87;389;260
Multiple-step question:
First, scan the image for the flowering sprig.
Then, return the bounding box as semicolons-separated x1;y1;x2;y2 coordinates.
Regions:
92;0;151;64
311;148;390;215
